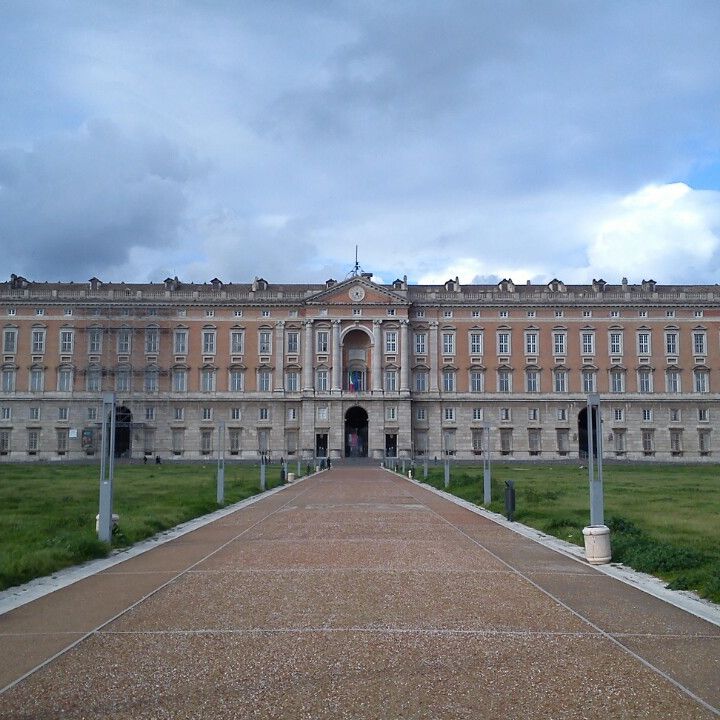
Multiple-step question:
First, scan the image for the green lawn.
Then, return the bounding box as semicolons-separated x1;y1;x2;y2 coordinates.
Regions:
0;461;296;591
419;462;720;604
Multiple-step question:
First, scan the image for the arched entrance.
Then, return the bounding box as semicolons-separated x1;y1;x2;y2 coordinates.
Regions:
345;406;368;457
115;406;132;458
577;407;598;460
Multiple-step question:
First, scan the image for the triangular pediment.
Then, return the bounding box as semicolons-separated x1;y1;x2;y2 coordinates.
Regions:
305;277;409;305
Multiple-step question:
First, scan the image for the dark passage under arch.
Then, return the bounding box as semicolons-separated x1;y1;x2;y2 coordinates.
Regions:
345;406;368;457
114;406;132;458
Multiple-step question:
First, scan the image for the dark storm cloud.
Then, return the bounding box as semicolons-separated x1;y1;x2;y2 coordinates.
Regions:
0;121;202;281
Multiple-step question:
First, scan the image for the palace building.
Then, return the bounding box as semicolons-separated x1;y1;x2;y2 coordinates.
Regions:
1;272;718;462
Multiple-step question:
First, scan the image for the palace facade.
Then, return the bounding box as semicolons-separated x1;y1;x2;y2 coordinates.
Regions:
1;272;718;462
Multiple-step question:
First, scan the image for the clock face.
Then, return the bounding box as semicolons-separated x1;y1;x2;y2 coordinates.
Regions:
349;285;366;302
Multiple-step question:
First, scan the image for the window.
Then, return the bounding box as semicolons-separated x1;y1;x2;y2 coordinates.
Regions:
642;408;653;422
7;308;16;316
286;371;299;392
316;406;328;422
614;429;626;455
444;407;455;422
693;331;706;355
553;332;566;356
261;310;271;318
528;407;539;422
665;332;678;355
581;332;595;355
256;407;268;422
669;408;681;422
2;328;17;354
144;368;159;393
416;407;426;421
202;330;216;354
498;369;511;393
414;333;426;355
36;308;45;316
201;429;213;454
582;370;596;393
694;310;704;318
256;330;271;355
58;407;69;421
115;367;131;392
666;369;680;393
86;366;102;392
172;368;187;392
414;370;428;392
145;407;155;421
472;428;484;453
526;369;539;392
497;332;510;355
469;332;483;355
609;332;623;355
234;310;243;317
415;310;426;319
287;407;297;421
666;309;676;318
698;408;709;422
610;310;620;318
201;368;216;392
176;309;187;317
117;328;131;354
56;429;68;453
582;310;592;318
228;428;241;454
443;310;453;318
610;370;624;393
385;369;398;392
316;369;328;391
0;406;10;420
556;408;567;421
316;331;329;354
144;328;159;354
227;330;243;354
500;428;512;455
554;310;564;318
28;429;40;453
29;406;40;420
57;367;73;392
229;369;244;392
614;408;624;422
202;407;213;421
637;332;651;355
527;310;536;318
442;370;455;392
172;428;185;454
472;407;483;421
32;329;46;354
286;331;299;354
387;308;396;317
231;407;241;420
174;329;188;354
385;331;398;354
174;407;184;421
694;369;709;393
442;332;455;355
205;309;215;318
471;310;480;318
470;370;484;392
638;310;648;318
500;407;511;422
529;428;541;455
642;429;654;455
29;367;44;392
87;407;97;421
257;369;271;392
699;429;711;455
2;368;16;392
352;308;362;316
499;310;508;318
637;369;652;393
88;328;102;354
557;428;570;455
524;332;538;355
386;406;397;421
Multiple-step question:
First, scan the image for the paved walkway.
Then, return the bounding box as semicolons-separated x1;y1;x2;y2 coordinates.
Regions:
1;467;718;719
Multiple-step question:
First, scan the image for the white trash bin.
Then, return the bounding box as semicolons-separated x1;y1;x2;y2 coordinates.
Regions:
583;525;611;564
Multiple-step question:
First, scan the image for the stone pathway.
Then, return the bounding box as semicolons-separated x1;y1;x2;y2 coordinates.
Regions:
1;467;718;718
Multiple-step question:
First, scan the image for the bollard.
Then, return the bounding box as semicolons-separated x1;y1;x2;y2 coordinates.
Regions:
504;480;516;521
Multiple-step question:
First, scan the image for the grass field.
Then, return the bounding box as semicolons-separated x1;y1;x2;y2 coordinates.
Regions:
0;462;296;591
420;462;720;604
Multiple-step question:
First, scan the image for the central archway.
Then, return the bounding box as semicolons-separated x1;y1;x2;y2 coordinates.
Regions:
344;406;368;457
114;406;132;458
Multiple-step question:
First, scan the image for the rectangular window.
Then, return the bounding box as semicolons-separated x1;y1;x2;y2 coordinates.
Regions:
0;429;10;453
385;369;398;392
497;332;510;355
115;368;131;392
557;428;570;455
287;407;297;421
528;407;539;421
316;369;328;391
694;370;709;393
202;407;212;420
231;330;244;354
500;407;511;421
57;368;73;392
87;407;97;421
316;331;329;354
286;371;299;392
642;429;654;455
229;370;244;392
614;429;626;454
473;407;484;421
614;408;624;422
385;331;398;353
699;429;711;454
230;407;241;420
172;428;184;454
470;371;483;392
556;408;567;421
0;406;10;420
172;369;187;392
609;332;623;355
29;406;40;420
32;329;46;353
665;332;678;355
610;370;624;393
642;408;653;422
638;369;652;393
202;330;216;354
3;328;18;353
386;406;397;421
693;332;706;355
29;368;44;392
416;407;427;421
2;368;16;392
529;428;541;454
144;328;159;354
174;407;184;421
637;332;651;355
56;429;69;453
174;329;188;354
286;331;299;354
526;370;539;393
88;328;102;354
58;407;69;421
145;407;155;421
28;429;40;452
442;333;455;355
500;428;512;455
698;408;709;422
582;370;596;393
553;332;566;356
669;408;681;422
498;370;511;393
59;330;74;354
414;333;426;355
143;428;155;455
442;370;455;392
117;329;131;354
524;332;538;355
201;429;213;454
666;370;680;393
444;407;455;422
469;332;483;355
257;369;271;392
86;367;102;392
229;429;241;453
472;427;484;452
414;370;428;392
553;369;567;393
581;332;595;355
201;368;216;392
144;369;158;393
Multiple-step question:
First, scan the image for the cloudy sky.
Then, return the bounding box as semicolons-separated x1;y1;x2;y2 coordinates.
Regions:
1;1;719;287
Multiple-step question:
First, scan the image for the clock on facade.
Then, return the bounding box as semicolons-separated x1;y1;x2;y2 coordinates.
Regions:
349;285;366;302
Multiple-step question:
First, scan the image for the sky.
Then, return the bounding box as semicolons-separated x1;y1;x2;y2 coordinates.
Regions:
1;0;720;287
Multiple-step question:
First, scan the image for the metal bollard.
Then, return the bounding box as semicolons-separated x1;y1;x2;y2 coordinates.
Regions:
504;480;516;521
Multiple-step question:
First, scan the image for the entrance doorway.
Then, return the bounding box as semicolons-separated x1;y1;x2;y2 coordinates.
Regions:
115;406;132;458
316;433;328;458
385;433;397;458
344;406;368;457
577;407;599;459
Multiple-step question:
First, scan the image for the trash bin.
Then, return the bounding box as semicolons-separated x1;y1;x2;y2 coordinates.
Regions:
504;480;516;521
583;525;611;564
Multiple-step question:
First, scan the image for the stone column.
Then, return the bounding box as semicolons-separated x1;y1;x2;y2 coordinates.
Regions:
302;320;314;391
400;319;410;393
274;321;285;392
331;319;342;393
429;321;439;392
372;319;382;393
